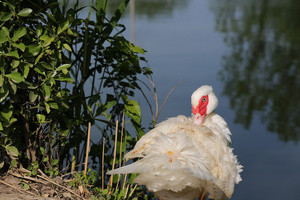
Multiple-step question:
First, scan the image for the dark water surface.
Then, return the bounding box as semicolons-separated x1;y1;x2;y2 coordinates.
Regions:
116;0;300;199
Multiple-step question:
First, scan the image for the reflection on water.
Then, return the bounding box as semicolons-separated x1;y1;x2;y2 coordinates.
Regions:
108;0;191;20
211;0;300;142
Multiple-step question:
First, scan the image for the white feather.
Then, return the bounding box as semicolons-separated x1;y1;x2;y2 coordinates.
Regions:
107;86;242;200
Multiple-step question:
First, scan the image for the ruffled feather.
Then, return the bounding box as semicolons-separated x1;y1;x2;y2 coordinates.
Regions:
108;115;242;200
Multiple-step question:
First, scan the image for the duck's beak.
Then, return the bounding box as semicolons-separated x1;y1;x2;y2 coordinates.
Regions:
193;113;205;126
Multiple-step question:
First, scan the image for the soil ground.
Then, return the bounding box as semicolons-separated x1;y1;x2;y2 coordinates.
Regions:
0;168;90;200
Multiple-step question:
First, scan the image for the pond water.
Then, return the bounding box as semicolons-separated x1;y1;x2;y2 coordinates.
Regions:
114;0;300;199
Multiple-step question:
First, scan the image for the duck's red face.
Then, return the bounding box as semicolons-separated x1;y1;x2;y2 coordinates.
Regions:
192;95;208;126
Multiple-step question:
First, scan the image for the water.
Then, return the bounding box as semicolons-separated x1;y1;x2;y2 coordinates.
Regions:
115;0;300;199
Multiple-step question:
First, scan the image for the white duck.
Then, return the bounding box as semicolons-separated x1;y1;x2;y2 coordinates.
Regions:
108;85;242;200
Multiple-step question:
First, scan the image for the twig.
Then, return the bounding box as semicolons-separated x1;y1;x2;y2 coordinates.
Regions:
17;168;85;200
35;169;85;199
139;76;182;124
101;137;105;191
108;120;119;189
138;82;155;121
61;171;79;178
8;171;48;185
146;76;159;119
119;113;125;167
155;80;183;122
116;113;125;189
0;179;36;196
37;168;48;178
128;184;138;198
84;122;91;176
122;173;127;190
124;184;130;199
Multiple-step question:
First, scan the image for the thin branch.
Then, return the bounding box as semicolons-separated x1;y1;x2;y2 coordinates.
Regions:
108;120;119;189
0;179;36;196
84;122;91;176
155;80;183;122
128;184;138;198
116;113;125;189
17;168;86;200
138;82;155;121
102;137;105;191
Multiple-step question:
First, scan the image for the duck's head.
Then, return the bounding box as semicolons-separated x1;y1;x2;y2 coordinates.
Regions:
191;85;218;126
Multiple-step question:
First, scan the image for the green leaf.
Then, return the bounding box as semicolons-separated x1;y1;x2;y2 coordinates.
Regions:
5;72;24;83
22;183;30;190
9;80;17;95
34;65;46;75
88;94;100;106
40;34;55;47
36;114;45;123
41;62;53;70
0;82;9;103
26;44;41;56
29;90;38;102
28;82;39;89
103;112;111;120
124;99;141;124
11;159;17;168
45;13;57;23
12;27;27;41
32;169;37;176
52;159;58;166
18;8;33;17
102;0;129;37
22;64;30;78
43;157;48;162
56;64;71;71
0;12;13;22
1;27;9;37
57;21;69;35
102;189;108;195
42;84;51;100
6;146;19;158
40;147;45;154
35;52;44;64
106;100;116;110
11;59;20;68
128;173;138;184
9;118;17;125
36;23;43;37
63;43;72;52
60;101;69;109
0;77;2;88
54;74;74;83
131;45;145;54
0;28;9;43
6;50;19;59
12;43;26;52
0;122;3;131
60;129;69;137
0;108;12;124
44;101;50;113
48;102;59;109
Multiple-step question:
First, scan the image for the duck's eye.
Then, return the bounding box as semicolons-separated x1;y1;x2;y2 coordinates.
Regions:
202;97;206;102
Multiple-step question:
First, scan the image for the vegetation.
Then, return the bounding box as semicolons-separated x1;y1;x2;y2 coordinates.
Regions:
0;0;154;198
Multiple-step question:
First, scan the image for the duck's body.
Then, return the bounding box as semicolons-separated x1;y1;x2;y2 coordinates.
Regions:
107;85;242;200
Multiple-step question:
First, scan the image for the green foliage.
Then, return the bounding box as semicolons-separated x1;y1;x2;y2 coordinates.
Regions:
0;0;153;198
68;169;97;189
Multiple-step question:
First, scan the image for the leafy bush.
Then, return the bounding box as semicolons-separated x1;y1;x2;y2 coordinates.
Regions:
0;0;152;198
